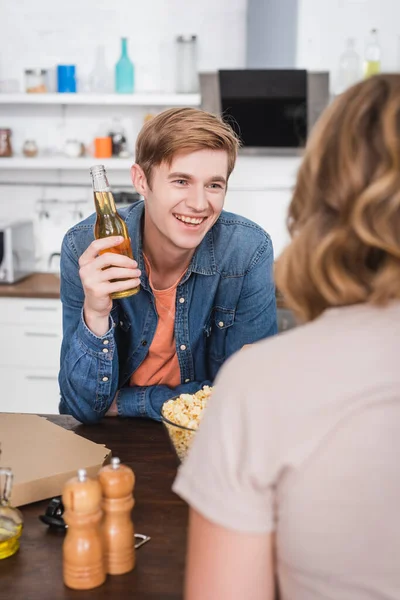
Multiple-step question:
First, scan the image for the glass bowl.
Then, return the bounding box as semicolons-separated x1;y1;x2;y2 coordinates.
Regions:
161;403;197;463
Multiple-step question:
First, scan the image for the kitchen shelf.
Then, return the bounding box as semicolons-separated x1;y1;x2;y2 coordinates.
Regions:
0;93;201;107
0;157;134;170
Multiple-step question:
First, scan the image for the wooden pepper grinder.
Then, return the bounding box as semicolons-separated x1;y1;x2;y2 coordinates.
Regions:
62;468;106;590
98;457;136;575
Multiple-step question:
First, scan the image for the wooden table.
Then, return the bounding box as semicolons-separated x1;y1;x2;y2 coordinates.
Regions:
0;415;187;599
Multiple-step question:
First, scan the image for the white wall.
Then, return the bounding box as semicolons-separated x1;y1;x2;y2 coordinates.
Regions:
297;0;400;82
0;0;247;92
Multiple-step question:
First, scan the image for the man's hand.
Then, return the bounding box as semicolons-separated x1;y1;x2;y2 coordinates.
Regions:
79;236;141;336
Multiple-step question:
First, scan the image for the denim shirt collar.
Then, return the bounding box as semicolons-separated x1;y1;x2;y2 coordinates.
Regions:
127;201;217;289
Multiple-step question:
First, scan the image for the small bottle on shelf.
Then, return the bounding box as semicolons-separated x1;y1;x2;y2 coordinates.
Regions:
364;28;381;78
335;38;361;95
115;38;134;94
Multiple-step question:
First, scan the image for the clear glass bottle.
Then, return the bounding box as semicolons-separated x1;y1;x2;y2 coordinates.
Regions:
115;38;134;94
90;164;140;299
175;35;199;93
364;28;381;78
335;38;361;95
0;467;23;560
89;45;112;93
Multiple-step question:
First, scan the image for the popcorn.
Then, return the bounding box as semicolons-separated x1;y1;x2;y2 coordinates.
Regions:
162;386;213;461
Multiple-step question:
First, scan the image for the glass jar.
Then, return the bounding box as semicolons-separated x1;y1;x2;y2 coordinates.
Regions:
0;129;12;158
175;35;199;93
25;69;48;93
0;467;24;560
22;140;38;158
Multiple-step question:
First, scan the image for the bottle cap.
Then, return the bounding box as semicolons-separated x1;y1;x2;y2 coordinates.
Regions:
89;164;106;176
77;469;87;482
111;457;121;470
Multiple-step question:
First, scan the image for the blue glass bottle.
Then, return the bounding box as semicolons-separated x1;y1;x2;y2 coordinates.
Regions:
115;38;134;94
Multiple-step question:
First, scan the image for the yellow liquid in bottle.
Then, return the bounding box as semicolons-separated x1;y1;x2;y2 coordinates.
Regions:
0;521;23;560
94;191;140;300
364;60;380;78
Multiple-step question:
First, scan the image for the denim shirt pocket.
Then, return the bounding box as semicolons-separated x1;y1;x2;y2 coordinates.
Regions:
204;306;235;363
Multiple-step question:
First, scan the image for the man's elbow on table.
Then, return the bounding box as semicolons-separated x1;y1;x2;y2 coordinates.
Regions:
58;396;105;425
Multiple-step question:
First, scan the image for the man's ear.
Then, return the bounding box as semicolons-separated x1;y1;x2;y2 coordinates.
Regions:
131;164;149;196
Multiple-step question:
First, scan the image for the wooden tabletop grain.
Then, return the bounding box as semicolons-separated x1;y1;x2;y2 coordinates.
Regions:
0;415;187;600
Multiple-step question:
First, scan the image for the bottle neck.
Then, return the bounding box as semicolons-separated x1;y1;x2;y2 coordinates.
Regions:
121;38;128;57
91;168;117;215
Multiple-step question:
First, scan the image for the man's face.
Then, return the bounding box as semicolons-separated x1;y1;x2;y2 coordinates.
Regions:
136;149;228;252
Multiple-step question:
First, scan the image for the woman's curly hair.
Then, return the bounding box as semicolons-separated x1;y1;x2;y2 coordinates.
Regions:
276;74;400;322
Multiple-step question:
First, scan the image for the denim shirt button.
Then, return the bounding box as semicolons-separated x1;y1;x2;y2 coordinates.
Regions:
179;297;185;304
102;348;109;353
185;378;190;383
180;344;186;351
218;321;224;328
102;376;109;382
103;339;109;345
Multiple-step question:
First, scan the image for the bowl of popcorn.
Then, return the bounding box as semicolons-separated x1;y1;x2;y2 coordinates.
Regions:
161;386;213;462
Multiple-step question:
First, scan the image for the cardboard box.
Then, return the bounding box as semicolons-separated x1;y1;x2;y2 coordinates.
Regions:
0;414;111;506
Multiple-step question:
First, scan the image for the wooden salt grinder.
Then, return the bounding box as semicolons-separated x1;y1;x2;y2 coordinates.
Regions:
62;468;106;590
98;457;136;575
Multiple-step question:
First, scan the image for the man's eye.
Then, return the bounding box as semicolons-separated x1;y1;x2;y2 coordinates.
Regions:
174;179;187;185
209;183;223;189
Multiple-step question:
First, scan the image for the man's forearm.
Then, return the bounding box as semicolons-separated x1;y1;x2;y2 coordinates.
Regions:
117;380;213;421
59;311;119;423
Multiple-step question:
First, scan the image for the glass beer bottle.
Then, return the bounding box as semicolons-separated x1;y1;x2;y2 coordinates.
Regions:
90;164;140;299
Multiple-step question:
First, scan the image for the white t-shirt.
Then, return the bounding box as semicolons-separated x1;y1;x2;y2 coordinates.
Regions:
173;302;400;600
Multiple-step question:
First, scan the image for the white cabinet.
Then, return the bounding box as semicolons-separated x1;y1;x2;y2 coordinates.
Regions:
0;298;62;414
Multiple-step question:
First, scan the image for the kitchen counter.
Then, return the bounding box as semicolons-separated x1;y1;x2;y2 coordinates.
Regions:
0;272;60;299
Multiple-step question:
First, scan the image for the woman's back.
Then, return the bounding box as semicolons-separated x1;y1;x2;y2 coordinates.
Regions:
175;301;400;599
275;305;400;599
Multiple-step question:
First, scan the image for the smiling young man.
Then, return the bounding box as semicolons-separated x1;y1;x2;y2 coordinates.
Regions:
59;108;277;424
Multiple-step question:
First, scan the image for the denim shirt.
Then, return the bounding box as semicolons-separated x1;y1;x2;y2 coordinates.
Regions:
59;201;277;423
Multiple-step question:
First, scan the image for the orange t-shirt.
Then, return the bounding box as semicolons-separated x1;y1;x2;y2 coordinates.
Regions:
129;255;184;388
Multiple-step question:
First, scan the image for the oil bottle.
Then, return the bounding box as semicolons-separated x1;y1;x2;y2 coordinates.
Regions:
364;28;381;78
90;164;140;299
0;467;23;559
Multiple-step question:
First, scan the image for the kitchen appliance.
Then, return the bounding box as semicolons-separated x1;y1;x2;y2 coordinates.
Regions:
0;220;35;284
200;69;330;153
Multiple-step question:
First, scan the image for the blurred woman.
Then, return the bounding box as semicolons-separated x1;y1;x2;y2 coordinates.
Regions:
173;74;400;600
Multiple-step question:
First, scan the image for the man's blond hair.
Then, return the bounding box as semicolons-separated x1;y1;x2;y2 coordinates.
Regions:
135;107;240;185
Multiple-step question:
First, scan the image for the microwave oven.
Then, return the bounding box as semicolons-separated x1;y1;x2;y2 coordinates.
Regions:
0;220;35;283
200;69;330;153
